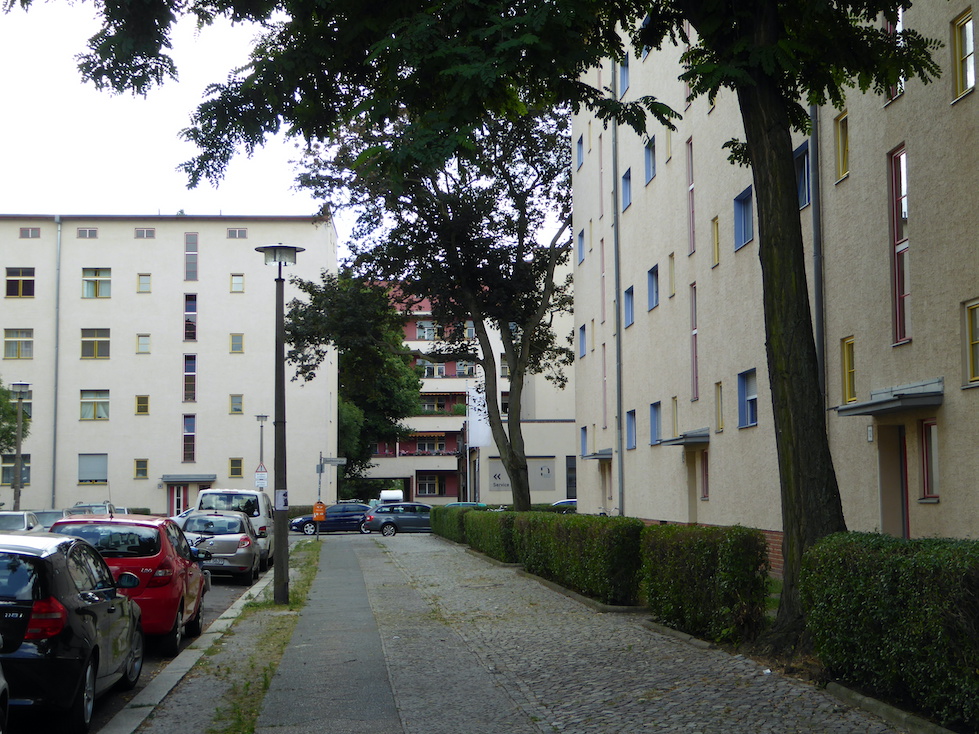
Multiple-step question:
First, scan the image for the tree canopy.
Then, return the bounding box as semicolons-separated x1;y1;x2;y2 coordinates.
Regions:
0;380;30;456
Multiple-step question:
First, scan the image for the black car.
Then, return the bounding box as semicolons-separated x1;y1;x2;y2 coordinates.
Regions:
289;503;372;535
0;532;144;733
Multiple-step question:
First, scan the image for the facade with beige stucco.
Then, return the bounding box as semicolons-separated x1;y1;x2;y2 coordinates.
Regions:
572;0;978;559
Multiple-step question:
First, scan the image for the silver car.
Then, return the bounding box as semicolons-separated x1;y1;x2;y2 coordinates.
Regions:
362;503;432;536
179;511;260;585
0;511;44;533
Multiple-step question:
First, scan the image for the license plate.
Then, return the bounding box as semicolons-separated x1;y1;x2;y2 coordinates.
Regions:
208;558;226;565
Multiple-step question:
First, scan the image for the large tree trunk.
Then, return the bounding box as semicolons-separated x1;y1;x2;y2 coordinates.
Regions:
736;74;847;652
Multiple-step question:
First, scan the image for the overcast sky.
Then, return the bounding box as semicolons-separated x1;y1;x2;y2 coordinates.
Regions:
0;3;325;220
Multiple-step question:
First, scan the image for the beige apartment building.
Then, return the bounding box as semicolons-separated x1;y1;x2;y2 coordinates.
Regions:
1;214;338;515
573;1;978;563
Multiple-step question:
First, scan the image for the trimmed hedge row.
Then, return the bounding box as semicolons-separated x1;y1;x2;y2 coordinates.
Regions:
639;524;769;642
801;532;979;730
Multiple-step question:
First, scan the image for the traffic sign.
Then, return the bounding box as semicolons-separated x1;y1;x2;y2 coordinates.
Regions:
322;457;348;466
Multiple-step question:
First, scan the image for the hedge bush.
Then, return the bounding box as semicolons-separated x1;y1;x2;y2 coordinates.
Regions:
429;506;474;543
639;524;769;643
801;532;979;730
464;511;519;563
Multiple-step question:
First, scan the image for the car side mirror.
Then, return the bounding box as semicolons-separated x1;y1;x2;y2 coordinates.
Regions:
116;571;140;589
191;546;212;562
257;529;268;539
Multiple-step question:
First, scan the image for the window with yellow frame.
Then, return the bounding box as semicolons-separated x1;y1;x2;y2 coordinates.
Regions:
841;337;856;403
711;217;720;267
134;459;149;479
135;395;150;415
953;11;975;98
230;333;244;353
229;458;244;478
834;111;849;180
967;302;979;383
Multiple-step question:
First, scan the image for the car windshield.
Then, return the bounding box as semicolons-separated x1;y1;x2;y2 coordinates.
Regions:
33;511;65;525
0;515;26;530
199;494;260;517
52;523;161;557
0;553;39;600
185;516;244;535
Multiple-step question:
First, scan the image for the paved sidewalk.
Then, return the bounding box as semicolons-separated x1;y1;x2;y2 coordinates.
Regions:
254;534;933;734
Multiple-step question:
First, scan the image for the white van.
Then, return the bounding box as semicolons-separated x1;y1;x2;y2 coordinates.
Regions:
195;489;275;571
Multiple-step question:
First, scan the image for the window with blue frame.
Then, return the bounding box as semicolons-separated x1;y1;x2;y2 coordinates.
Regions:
621;168;632;211
794;142;811;208
645;137;656;183
578;324;586;358
624;286;635;326
580;426;588;456
576;135;584;170
626;410;637;449
647;266;659;310
734;186;754;251
649;402;661;444
737;369;758;427
619;54;630;94
577;229;585;263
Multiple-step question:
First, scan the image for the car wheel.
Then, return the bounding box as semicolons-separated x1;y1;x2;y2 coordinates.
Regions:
359;521;370;534
381;523;397;537
116;621;144;691
301;521;317;535
185;601;204;638
65;654;96;734
161;607;183;657
259;553;270;572
235;567;254;585
252;558;260;581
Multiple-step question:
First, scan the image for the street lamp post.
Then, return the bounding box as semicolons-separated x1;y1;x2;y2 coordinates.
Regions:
11;382;30;512
256;244;304;605
256;414;268;464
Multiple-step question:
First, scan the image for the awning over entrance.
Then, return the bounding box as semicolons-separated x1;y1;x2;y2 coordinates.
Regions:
836;377;944;417
659;428;711;447
161;474;218;483
582;448;613;461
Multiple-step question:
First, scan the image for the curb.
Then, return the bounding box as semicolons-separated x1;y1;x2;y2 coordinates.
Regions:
98;569;276;734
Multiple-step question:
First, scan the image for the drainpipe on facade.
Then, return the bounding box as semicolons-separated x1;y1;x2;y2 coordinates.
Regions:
809;107;826;400
611;62;626;517
51;215;63;509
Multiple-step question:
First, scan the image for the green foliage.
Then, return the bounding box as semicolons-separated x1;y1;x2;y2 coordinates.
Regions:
639;524;769;643
0;380;31;455
429;506;473;544
464;510;519;564
801;533;979;730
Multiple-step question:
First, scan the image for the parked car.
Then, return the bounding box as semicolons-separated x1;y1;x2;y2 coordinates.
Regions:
27;509;71;530
195;489;275;571
289;503;371;535
362;503;432;536
50;515;206;656
0;511;45;533
0;532;143;733
443;502;487;508
177;510;260;585
65;502;117;516
551;499;577;513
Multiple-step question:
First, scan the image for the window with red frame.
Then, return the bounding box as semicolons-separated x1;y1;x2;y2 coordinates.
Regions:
890;147;910;342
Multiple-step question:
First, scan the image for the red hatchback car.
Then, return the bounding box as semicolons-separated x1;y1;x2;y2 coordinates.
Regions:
50;515;207;656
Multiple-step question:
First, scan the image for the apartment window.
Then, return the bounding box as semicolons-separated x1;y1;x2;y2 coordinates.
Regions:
227;228;248;239
183;415;196;462
665;126;672;161
133;334;150;354
738;369;758;427
1;454;30;487
421;395;447;413
5;267;35;297
891;147;910;342
417;359;445;378
82;268;111;298
647;266;659;310
953;11;975;97
135;395;150;415
834;111;849;180
580;426;588;456
650;402;661;444
416;438;446;454
184;355;197;402
576;135;584;169
715;382;724;432
920;418;939;498
577;229;585;264
230;334;244;353
4;329;33;359
19;227;40;239
501;355;511;378
711;217;720;267
456;361;476;377
135;459;149;479
671;396;679;438
841;337;856;403
619;53;630;94
686;138;695;254
417;474;440;495
794;141;811;208
700;450;710;500
78;453;108;484
184;294;197;341
229;458;244;478
137;274;151;293
734;187;754;250
185;233;199;281
578;325;587;358
690;283;699;400
621;168;632;211
625;410;637;450
230;274;245;293
885;10;906;99
230;394;244;414
465;320;476;339
8;389;32;420
644;137;656;183
80;390;109;420
135;228;155;239
415;320;440;340
624;287;635;327
668;253;676;297
77;228;98;239
81;329;110;359
967;301;979;383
